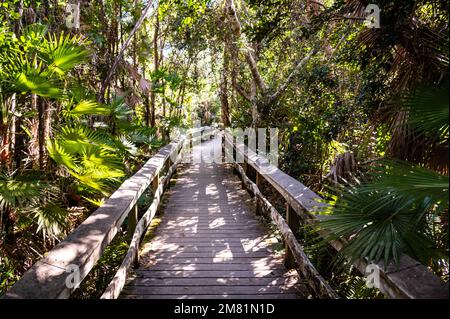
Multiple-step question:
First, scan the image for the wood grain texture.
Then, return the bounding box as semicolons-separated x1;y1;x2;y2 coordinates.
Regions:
224;130;449;299
233;161;338;299
101;151;183;299
120;138;305;299
3;139;184;299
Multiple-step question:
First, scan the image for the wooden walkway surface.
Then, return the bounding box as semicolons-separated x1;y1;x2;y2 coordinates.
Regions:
120;138;304;299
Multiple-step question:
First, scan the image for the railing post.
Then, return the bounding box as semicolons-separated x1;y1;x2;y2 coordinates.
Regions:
221;133;225;163
255;172;262;216
129;204;138;270
152;173;159;193
242;159;248;188
165;158;172;188
128;204;138;266
284;203;300;269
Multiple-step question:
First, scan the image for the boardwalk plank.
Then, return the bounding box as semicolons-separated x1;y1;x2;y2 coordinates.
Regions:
121;285;299;295
120;138;303;299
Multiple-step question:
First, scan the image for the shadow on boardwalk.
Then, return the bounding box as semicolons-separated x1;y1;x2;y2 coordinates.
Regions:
120;138;308;299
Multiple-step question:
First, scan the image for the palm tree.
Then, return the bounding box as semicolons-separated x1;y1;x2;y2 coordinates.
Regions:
319;82;449;277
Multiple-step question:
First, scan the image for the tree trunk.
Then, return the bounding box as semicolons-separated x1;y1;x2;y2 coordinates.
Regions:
1;207;17;246
14;0;24;35
149;10;160;127
37;99;51;170
220;47;231;127
14;115;24;172
98;0;154;102
37;98;46;169
8;94;16;171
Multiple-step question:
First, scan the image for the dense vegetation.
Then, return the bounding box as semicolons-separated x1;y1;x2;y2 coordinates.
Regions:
0;0;448;298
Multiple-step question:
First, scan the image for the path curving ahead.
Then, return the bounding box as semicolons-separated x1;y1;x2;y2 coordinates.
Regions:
120;137;304;299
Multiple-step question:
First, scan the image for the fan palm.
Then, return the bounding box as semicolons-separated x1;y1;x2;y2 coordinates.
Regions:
0;23;90;97
47;125;126;196
319;83;449;269
0;23;95;240
0;173;69;241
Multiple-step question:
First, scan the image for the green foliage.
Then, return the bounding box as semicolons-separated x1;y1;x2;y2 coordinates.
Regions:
0;256;19;295
63;100;110;118
70;235;129;299
47;125;126;195
320;81;449;270
0;24;90;98
0;173;69;239
320;177;445;266
34;203;70;239
332;271;384;299
0;173;46;210
401;81;449;142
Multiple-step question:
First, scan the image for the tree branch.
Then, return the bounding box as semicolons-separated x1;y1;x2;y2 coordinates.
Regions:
98;1;155;102
225;0;267;94
245;50;267;93
268;47;317;102
232;77;253;102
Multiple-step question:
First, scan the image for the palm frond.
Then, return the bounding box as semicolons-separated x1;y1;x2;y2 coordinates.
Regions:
365;159;449;203
64;100;111;118
46;139;78;171
48;124;125;195
21;23;48;46
41;33;90;76
57;125;117;154
33;202;69;239
320;188;441;266
400;81;449;141
319;157;448;267
6;57;62;98
0;174;46;210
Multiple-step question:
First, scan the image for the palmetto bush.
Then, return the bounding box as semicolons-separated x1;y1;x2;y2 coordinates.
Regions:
1;23;131;240
319;82;449;276
0;172;68;240
0;24;92;240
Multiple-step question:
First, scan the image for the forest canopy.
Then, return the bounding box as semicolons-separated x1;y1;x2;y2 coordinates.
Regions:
0;0;448;298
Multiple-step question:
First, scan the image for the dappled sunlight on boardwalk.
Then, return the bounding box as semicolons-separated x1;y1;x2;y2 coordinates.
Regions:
120;138;304;299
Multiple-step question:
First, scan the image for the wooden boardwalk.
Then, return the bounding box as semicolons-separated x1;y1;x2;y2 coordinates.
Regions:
4;131;447;299
120;138;304;299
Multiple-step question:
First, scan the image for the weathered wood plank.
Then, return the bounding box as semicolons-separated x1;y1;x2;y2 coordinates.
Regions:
127;276;296;287
146;252;276;258
3;139;184;299
140;263;286;271
121;285;299;295
101;153;183;299
140;257;284;264
120;137;303;299
149;233;269;239
144;241;276;248
234;161;338;299
225;130;449;299
132;269;290;278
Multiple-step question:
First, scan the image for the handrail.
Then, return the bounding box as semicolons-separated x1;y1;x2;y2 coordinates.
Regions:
224;129;449;299
2;127;210;299
101;146;183;299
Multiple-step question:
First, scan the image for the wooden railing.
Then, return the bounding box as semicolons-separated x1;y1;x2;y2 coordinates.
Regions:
2;127;211;299
223;129;449;299
3;127;447;299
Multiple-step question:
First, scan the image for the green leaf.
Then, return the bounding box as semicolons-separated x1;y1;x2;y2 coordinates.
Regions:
34;202;69;238
65;100;110;117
